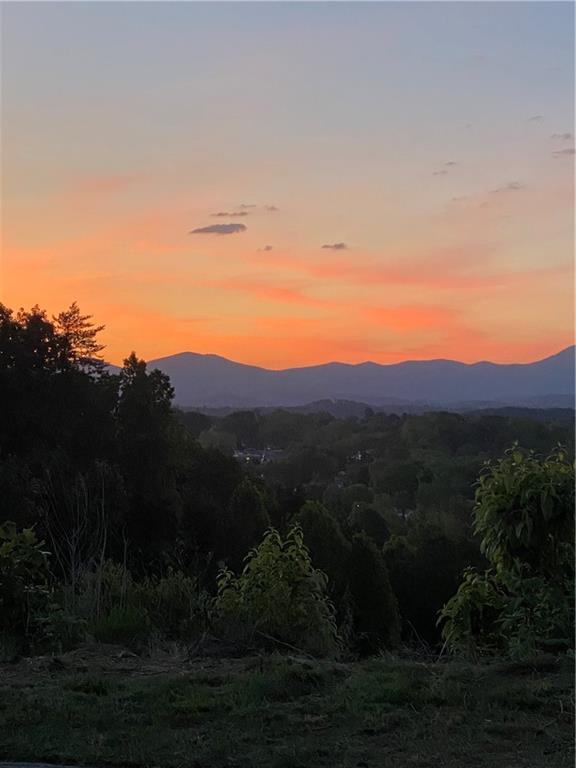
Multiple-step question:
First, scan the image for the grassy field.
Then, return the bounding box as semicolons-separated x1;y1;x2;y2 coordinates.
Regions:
0;644;573;768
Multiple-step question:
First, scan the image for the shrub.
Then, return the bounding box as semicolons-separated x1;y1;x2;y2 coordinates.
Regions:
133;569;209;638
78;560;208;640
497;565;574;658
215;525;339;657
440;446;575;659
31;604;87;653
438;567;504;657
78;560;132;620
0;522;52;642
92;605;150;645
441;564;574;659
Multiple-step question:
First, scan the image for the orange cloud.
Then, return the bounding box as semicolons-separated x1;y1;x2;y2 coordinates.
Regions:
202;277;333;308
2;202;572;369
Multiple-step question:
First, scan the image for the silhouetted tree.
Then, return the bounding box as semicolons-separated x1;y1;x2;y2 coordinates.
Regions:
348;533;400;653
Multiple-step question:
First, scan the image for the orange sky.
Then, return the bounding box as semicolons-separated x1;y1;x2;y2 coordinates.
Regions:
1;3;574;368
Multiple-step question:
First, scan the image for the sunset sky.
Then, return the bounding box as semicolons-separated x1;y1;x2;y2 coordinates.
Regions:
1;2;574;368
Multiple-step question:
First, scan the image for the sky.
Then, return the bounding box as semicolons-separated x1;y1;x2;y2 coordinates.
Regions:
1;1;574;368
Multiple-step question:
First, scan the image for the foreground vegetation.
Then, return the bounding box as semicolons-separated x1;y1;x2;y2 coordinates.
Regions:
0;647;573;768
2;303;574;660
0;302;574;766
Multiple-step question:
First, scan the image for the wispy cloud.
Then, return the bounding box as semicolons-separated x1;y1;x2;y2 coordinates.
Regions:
433;161;458;176
321;242;348;250
190;223;247;235
258;245;274;252
551;132;573;141
236;203;279;212
488;181;525;194
528;115;544;122
211;211;250;217
552;147;575;158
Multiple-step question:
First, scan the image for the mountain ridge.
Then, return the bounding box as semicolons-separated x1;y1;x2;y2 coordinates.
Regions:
145;345;574;372
133;345;575;408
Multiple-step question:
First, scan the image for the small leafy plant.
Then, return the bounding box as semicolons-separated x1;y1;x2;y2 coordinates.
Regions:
215;525;340;657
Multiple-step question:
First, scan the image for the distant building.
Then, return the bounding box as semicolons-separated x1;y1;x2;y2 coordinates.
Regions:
233;447;285;464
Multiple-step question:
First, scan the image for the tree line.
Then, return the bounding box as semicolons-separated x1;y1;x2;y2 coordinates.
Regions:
0;303;573;659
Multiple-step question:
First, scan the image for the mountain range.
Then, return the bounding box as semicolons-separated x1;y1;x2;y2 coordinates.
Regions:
134;346;575;410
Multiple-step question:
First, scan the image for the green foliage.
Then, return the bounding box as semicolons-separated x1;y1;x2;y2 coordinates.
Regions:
441;564;575;660
473;445;574;575
64;676;112;696
0;522;51;639
133;570;209;638
438;568;504;657
296;501;350;601
497;565;574;658
296;503;401;653
116;353;180;553
92;605;151;645
198;426;237;453
440;446;575;658
385;526;483;645
347;533;400;653
80;560;208;640
349;505;390;547
220;410;261;447
2;301;575;659
31;605;87;653
215;525;339;657
225;478;271;570
237;658;335;704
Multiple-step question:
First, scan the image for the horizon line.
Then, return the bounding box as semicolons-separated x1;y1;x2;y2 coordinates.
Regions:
105;343;575;372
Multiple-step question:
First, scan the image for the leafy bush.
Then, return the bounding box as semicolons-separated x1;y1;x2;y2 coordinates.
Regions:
215;525;339;657
441;564;574;659
440;446;575;658
474;445;574;575
497;565;574;658
438;568;504;656
0;522;52;643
